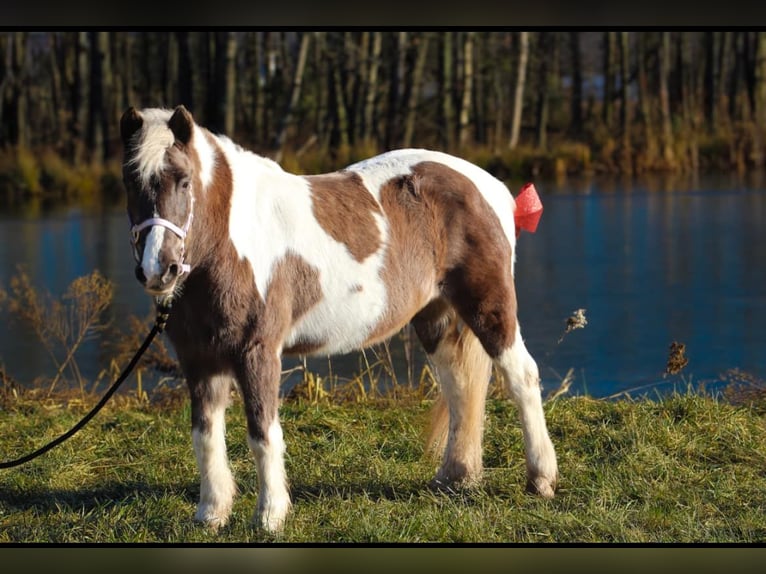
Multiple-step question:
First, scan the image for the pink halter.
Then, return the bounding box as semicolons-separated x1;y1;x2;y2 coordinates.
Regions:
130;193;195;275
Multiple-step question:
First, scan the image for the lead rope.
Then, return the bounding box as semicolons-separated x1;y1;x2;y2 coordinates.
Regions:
0;299;173;469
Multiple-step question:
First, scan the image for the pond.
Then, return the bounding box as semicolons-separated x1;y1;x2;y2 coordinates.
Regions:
1;171;764;399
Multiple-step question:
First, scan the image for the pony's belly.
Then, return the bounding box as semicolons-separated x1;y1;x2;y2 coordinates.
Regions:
283;288;387;356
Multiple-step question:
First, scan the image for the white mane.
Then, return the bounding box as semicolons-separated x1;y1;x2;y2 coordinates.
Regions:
127;108;175;187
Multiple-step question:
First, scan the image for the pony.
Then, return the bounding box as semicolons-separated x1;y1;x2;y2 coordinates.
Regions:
119;105;558;532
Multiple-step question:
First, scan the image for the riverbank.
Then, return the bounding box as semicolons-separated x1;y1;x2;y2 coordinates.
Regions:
0;126;762;203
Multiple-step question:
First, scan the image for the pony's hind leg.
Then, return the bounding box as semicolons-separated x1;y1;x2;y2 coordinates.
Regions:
444;259;558;498
413;302;492;488
189;374;238;529
493;323;558;497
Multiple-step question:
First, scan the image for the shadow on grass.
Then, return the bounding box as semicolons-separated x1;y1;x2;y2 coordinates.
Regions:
0;480;200;513
288;477;515;507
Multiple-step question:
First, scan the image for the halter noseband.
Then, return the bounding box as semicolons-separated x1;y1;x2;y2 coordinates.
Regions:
130;192;195;276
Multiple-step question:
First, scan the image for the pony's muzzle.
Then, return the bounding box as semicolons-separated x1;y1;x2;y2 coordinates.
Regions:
136;259;184;294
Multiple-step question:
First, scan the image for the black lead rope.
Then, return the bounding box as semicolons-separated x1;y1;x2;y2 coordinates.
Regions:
0;301;172;470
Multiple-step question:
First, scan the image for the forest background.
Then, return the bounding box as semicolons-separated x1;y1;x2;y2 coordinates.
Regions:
2;30;766;199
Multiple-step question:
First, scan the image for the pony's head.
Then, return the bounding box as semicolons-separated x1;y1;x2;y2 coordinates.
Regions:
120;105;196;298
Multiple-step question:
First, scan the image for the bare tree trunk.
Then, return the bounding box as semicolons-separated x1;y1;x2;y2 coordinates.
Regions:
603;31;617;130
535;32;552;150
72;31;89;164
362;31;382;145
123;31;135;108
164;33;178;107
473;33;486;145
8;32;30;148
353;32;370;143
729;32;744;122
677;33;699;172
330;33;350;150
619;31;632;173
753;31;766;167
718;31;732;128
176;31;194;110
223;32;237;136
440;31;455;150
569;32;583;138
508;31;529;150
636;32;657;170
402;33;430;148
703;31;718;132
48;33;66;148
385;32;407;149
273;32;311;160
492;33;506;153
658;32;675;167
458;31;475;148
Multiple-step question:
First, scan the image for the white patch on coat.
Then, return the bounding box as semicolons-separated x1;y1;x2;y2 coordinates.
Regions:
141;225;166;280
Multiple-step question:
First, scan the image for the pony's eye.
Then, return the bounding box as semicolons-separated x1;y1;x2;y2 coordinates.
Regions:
181;180;190;190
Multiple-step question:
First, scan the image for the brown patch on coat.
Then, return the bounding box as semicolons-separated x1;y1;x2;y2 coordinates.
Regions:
306;172;383;262
264;251;325;356
368;161;518;357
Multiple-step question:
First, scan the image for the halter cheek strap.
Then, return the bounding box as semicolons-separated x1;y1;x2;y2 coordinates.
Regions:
130;193;195;276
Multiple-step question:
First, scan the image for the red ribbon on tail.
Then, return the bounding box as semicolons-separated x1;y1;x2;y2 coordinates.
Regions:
514;183;543;239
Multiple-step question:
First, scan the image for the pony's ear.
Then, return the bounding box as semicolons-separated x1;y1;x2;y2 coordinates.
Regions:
120;107;143;145
168;105;193;146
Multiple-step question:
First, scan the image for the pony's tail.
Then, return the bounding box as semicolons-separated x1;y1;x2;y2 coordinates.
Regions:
424;321;492;467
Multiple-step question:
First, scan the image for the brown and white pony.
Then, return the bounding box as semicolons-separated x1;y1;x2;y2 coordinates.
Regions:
120;105;558;532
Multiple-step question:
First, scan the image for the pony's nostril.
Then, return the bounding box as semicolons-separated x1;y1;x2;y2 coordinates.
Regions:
135;265;147;284
161;263;181;285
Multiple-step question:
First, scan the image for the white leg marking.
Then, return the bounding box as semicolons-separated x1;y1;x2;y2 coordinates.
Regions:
495;324;558;497
249;418;291;532
192;404;237;529
141;225;165;281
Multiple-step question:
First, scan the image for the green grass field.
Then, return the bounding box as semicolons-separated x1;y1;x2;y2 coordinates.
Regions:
2;388;765;543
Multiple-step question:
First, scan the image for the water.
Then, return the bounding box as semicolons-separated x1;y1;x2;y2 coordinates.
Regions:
1;173;765;398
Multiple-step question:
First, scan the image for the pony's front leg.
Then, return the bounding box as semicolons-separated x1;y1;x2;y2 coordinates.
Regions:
237;342;291;532
188;374;238;529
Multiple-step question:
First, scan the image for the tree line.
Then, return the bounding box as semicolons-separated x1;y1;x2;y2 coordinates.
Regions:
2;30;766;175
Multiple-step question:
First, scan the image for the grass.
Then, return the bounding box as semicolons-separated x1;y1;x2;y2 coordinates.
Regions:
2;387;766;543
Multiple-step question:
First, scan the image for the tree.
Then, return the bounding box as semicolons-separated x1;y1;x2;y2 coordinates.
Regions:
659;32;676;167
362;32;382;146
458;31;475;148
618;31;632;173
402;33;430;148
569;32;583;138
603;31;617;130
508;31;529;150
439;31;456;150
273;32;311;160
752;31;766;167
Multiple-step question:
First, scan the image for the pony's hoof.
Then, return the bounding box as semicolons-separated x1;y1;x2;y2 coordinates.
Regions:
429;473;481;494
194;509;230;531
255;511;287;533
526;475;556;499
254;498;291;533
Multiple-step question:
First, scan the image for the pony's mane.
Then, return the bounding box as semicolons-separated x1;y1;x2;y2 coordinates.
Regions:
127;108;176;187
